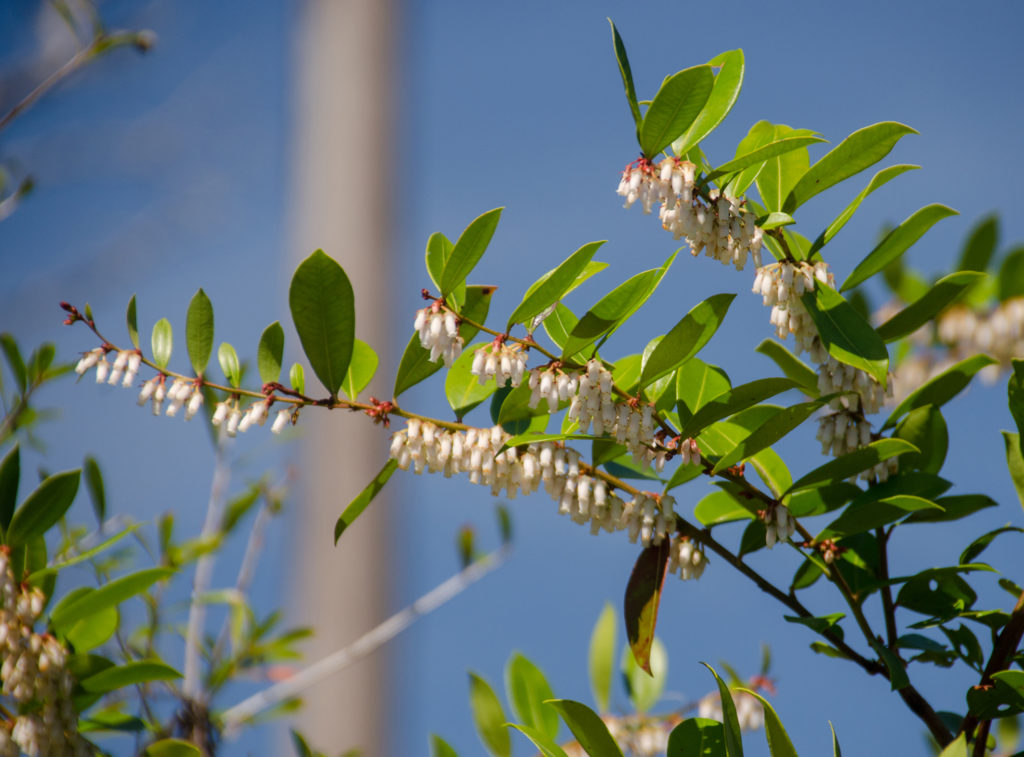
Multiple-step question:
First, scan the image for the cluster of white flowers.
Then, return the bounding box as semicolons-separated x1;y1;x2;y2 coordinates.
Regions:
528;365;579;413
212;400;293;437
0;550;90;756
617;157;764;270
698;688;765;732
136;377;204;419
414;302;463;366
667;534;706;580
75;348;143;388
600;715;675;757
471;340;528;388
937;298;1024;366
817;356;892;415
817;411;897;482
762;504;795;549
752;261;832;354
388;420;684;551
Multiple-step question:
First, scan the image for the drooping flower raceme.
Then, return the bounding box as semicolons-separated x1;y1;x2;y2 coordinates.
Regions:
414;301;463;366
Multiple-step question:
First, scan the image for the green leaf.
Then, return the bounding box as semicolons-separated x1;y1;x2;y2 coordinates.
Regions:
507;724;569;757
681;378;797;439
755;340;818;396
446;344;498;418
958;214;999;272
876;272;985;341
341;339;378;401
0;334;26;393
151;318;173;370
468;672;511;757
334;459;398;544
145;739;202;757
671;50;744;156
706;136;826;183
960;525;1024;564
624;541;670;675
28;525;140;584
738;689;797;757
694;490;755;526
505;653;559;740
1004;429;1024;512
872;643;910;690
639;65;714;158
562;252;676;360
817;495;941;540
6;469;79;548
667;718;727;757
440;208;503;296
588;603;616;713
882;354;996;429
290;363;305;395
701;664;744;757
783;122;918;213
50;566;174;633
217;343;241;388
83;455;105;524
937;734;968;757
185;288;214;375
289;249;356;397
1010;360;1024;446
66;602;118;652
785;439;918;493
809;164;919;257
609;19;641;129
892;405;947;474
640;293;735;388
80;660;182;693
0;444;19;536
712;399;826;474
257;321;285;384
757;212;795;230
801;283;888;386
430;734;460;757
621;637;667;714
546;699;624;757
783;612;845;640
755;124;816;211
676;358;732;423
507;241;605;330
840;204;958;292
394;285;494;397
425;231;454;293
997;246;1024;301
126;294;140;350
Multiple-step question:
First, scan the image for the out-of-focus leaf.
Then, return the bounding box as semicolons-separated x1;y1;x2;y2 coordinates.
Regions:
185;288;215;375
802;283;888;386
738;688;797;757
640;293;735;389
639;65;714;158
83;455;105;524
468;672;511;757
666;718;727;757
151;318;172;370
50;567;174;633
701;664;744;757
341;339;378;401
546;699;624;757
624;541;669;675
882;354;996;429
430;734;460;757
440;208;503;296
621;637;668;713
334;460;398;544
997;246;1024;301
145;740;201;757
126;295;140;349
505;653;559;740
840;205;958;292
218;343;241;388
588;602;616;713
876;272;985;342
507;724;568;757
66;603;118;652
958;214;999;272
257;321;285;384
6;469;79;548
80;660;182;694
508;241;605;330
0;444;20;536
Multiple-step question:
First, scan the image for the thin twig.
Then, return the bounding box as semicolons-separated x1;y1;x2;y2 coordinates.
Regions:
218;546;511;736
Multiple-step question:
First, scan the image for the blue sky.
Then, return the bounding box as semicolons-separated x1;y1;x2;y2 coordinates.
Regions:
2;1;1024;755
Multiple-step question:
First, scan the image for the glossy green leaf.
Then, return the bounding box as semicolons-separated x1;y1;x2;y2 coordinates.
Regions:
640;293;734;388
468;672;511;757
818;495;941;540
701;664;744;757
151;318;172;370
749;447;792;498
543;303;579;353
960;526;1024;564
621;637;667;713
801;283;888;386
786;481;860;517
505;653;559;740
334;459;398;544
546;699;624;757
757;212;795;230
257;321;285;384
893;405;948;474
609;19;641;128
676;358;732;423
66;602;118;652
394;285;494;397
6;469;79;548
738;689;797;757
783;612;845;640
508;241;605;330
445;344;497;418
50;566;173;633
783;122;918;213
624;541;670;675
666;718;727;757
809;164;919;256
83;455;105;524
681;377;797;439
840;204;958;292
126;294;140;349
706;136;826;183
185;288;214;375
341;339;378;401
712;399;826;474
729;121;773;195
756;124;816;211
290;362;305;395
81;660;182;694
958;214;999;272
0;444;19;536
430;734;460;757
785;439;918;493
218;342;241;388
507;724;568;757
145;740;201;757
694;489;755;526
876;272;985;341
904;492;998;525
289;249;355;396
640;65;713;158
754;340;818;396
672;50;744;156
588;602;616;713
425;231;454;293
440;208;503;296
882;354;996;429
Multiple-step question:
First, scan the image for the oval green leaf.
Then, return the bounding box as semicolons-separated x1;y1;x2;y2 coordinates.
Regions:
468;672;511;757
640;293;735;389
507;241;605;330
334;459;398;544
640;65;714;158
546;699;624;757
706;136;826;183
505;653;559;740
671;49;744;157
712;399;827;474
257;321;285;384
507;723;569;757
681;377;797;439
6;469;79;548
185;288;214;375
151;318;172;370
341;339;378;401
588;602;617;714
801;283;889;386
667;718;727;757
440;208;503;297
218;342;241;388
50;566;174;633
81;660;182;694
145;739;202;757
126;294;140;349
445;344;498;418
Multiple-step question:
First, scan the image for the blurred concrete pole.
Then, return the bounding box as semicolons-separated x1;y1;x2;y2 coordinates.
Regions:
288;0;394;753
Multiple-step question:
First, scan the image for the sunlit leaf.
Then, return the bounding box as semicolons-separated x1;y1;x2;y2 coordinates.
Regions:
640;65;714;158
547;699;624;757
440;208;503;296
801;283;888;386
334;460;398;544
624;541;669;674
588;602;617;713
